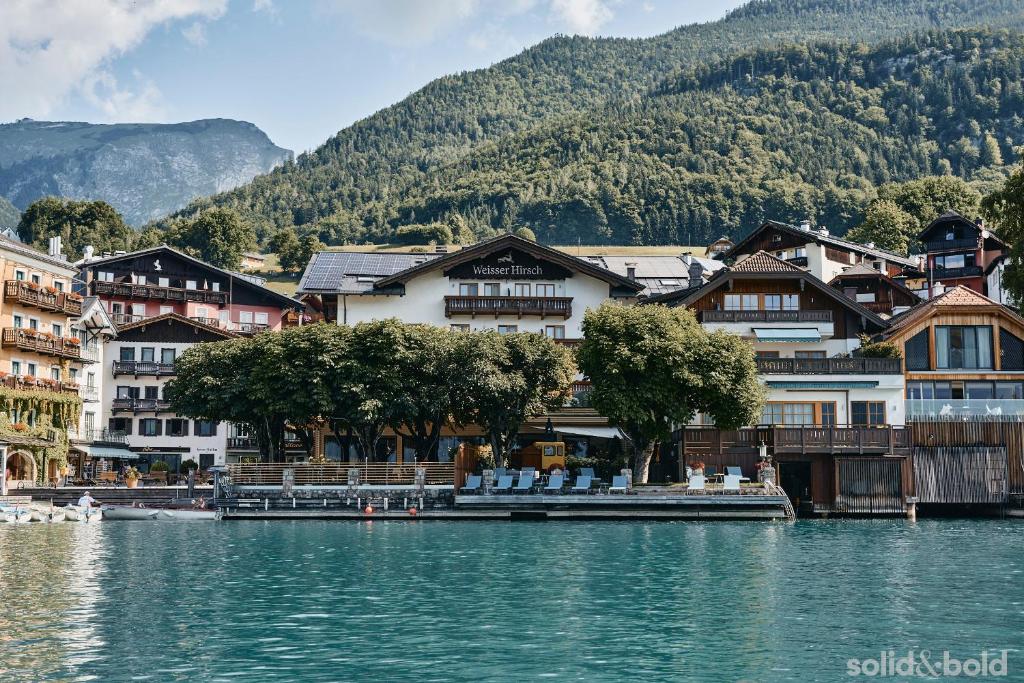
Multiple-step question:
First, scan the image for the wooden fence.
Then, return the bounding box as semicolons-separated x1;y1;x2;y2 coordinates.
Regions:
912;447;1008;504
834;457;905;515
909;418;1024;495
226;462;455;487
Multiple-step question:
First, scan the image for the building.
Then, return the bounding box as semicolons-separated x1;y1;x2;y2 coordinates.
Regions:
0;235;87;489
240;251;267;271
916;211;1008;298
829;263;922;318
723;220;917;283
705;236;734;259
652;251;910;515
984;254;1014;307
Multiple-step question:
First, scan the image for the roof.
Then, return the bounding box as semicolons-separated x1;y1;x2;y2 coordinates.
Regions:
730;251;805;273
75;296;117;334
725;220;918;267
0;233;77;273
115;312;238;338
299;234;645;295
82;244;301;309
883;285;1024;337
829;263;923;309
917;209;1008;249
579;254;724;296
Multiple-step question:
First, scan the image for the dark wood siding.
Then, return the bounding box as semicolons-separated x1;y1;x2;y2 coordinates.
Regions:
835;457;905;514
117;318;231;343
912;447;1007;504
910;419;1024;495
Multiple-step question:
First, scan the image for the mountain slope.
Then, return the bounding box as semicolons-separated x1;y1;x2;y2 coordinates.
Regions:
0;118;291;225
165;0;1024;240
0;196;17;226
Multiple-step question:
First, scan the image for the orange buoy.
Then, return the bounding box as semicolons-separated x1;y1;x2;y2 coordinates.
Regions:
364;505;373;514
408;507;417;516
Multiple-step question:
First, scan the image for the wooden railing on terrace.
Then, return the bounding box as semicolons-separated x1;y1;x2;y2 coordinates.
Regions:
444;295;572;319
3;281;81;314
699;310;832;323
755;357;901;374
112;361;176;376
677;425;910;456
93;279;229;304
1;328;81;359
226;462;456;486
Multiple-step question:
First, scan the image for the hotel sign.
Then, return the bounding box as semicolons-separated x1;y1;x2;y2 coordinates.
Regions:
444;249;572;280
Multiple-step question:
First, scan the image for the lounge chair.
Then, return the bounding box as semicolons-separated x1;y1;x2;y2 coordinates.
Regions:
520;466;536;479
723;474;741;493
571;475;592;494
544;474;564;494
494;467;507;481
514;472;535;493
688;474;705;494
705;466;717;477
492;475;513;494
460;474;482;494
580;467;596;478
609;475;628;494
726;467;743;478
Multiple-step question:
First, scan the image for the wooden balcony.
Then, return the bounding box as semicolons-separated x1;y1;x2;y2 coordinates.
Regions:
677;425;909;456
111;398;173;413
225;462;456;486
0;374;80;395
699;310;832;323
93;280;228;305
1;328;82;360
111;313;145;326
3;280;83;315
931;265;983;279
444;295;572;319
234;322;270;336
755;357;902;374
228;436;258;450
112;360;176;377
924;238;978;252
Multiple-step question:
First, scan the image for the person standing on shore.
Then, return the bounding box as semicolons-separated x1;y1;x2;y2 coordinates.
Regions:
77;491;99;508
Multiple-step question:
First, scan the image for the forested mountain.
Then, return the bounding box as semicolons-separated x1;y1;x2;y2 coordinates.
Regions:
0;119;290;226
163;0;1024;245
0;197;17;226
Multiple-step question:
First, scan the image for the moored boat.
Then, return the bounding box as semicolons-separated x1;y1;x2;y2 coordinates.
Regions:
100;505;160;520
29;505;66;523
154;508;219;521
64;505;103;522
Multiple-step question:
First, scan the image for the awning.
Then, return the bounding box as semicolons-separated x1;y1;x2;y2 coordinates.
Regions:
552;426;625;440
766;381;878;390
71;444;139;460
752;328;821;342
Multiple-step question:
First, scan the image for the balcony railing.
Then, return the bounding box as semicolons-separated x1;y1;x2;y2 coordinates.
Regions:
756;357;902;375
111;313;145;326
925;238;978;252
228;436;258;450
83;428;128;445
677;425;909;456
234;322;270;336
906;399;1024;419
444;295;573;319
0;374;79;395
93;280;228;305
786;256;809;266
112;360;176;377
931;265;983;279
700;310;832;323
111;398;173;413
1;328;81;360
79;385;99;401
226;462;456;486
190;316;220;326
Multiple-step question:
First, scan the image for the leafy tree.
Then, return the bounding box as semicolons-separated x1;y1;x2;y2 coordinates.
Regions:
844;200;916;256
857;334;903;359
463;331;576;468
982;166;1024;303
274;229;322;274
578;303;764;483
395;222;453;245
981;134;1004;167
876;176;982;234
166;207;255;270
514;227;537;241
16;197;132;259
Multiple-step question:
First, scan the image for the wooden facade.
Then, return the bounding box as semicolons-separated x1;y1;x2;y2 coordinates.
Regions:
910;419;1024;497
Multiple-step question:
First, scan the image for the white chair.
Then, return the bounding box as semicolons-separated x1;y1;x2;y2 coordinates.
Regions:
688;474;705;494
723;474;741;493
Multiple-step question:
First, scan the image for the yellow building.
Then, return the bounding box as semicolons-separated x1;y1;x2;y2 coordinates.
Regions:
0;236;84;488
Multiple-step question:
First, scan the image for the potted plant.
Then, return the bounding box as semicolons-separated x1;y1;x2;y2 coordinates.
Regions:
44;286;58;294
125;466;140;488
68;336;81;345
688;460;706;476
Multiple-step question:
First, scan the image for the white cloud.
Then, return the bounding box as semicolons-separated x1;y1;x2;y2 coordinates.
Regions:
182;21;208;46
0;0;227;122
321;0;480;48
550;0;614;35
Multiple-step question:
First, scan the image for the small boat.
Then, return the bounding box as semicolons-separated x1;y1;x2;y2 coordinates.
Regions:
29;506;66;523
64;505;103;522
3;508;32;523
154;508;219;521
101;503;219;521
100;505;159;520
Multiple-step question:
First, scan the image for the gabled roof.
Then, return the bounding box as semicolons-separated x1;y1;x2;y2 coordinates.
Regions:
115;312;237;339
829;264;923;308
82;244;302;309
917;209;1008;249
0;233;77;273
649;250;889;329
724;220;917;267
883;285;1024;337
75;296;117;335
298;251;441;294
372;234;644;292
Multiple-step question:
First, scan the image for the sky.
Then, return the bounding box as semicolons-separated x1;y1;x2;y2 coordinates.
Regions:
0;0;748;154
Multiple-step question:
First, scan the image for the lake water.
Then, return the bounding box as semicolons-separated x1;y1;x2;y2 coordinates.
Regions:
1;519;1021;682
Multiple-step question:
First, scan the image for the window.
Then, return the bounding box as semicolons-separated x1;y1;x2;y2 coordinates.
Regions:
536;284;555;297
139;418;161;436
239;310;253;324
481;283;500;296
110;302;123;315
30;274;40;285
54;281;64;292
131;303;146;318
117;386;140;399
12;314;22;329
761;403;815;426
764;294;781;310
84;412;95;434
195;307;209;320
765;294;800;310
140;347;155;362
755;351;780;359
820;403;836;425
855;293;876;303
132;274;147;285
255;312;269;326
934;253;975;270
144;386;159;400
851;401;886;426
186;280;197;290
97;271;115;282
936;326;992;369
996;382;1024;399
195;420;217;437
52;323;62;337
450;324;470;332
165;419;188;437
219;311;230;327
161;348;176;364
966;382;994;400
498;325;518;335
10;361;20;375
724;293;759;310
160;306;173;315
1000;328;1024;371
514;283;531;297
159;277;170;287
28;318;38;330
14;270;25;281
109;418;132;435
544;325;565;339
905;330;930;371
120;347;136;362
459;283;479;296
69;368;78;382
795;350;827;359
211;282;220;292
86;372;96;389
50;367;60;381
26;362;36;377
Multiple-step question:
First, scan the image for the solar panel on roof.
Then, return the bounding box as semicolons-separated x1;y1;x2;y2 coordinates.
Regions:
299;251;442;292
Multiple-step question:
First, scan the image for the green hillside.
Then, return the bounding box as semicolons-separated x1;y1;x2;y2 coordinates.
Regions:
0;196;17;226
161;0;1024;245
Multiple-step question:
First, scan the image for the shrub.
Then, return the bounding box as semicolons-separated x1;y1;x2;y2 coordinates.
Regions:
180;459;199;473
514;227;537;241
857;334;903;359
150;460;170;472
395;222;453;245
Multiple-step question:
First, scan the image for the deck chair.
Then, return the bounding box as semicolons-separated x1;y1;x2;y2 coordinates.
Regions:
609;475;628;494
723;474;741;493
492;475;513;494
726;467;743;478
494;467;507;481
514;472;535;493
544;474;564;494
571;475;592;494
688;474;706;494
580;467;596;478
520;466;536;479
705;466;717;477
460;474;482;494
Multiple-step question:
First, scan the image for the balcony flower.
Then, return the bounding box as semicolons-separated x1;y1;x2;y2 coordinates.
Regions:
24;281;39;290
12;422;28;432
44;286;58;294
66;292;83;301
67;337;81;345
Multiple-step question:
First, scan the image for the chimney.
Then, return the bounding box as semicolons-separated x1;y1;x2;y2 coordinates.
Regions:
688;259;705;284
625;262;637;280
799;221;812;232
48;235;63;258
818;227;829;236
83;245;95;262
932;282;946;297
976;217;984;228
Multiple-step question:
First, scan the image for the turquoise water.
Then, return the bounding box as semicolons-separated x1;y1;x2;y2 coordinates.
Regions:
1;519;1022;682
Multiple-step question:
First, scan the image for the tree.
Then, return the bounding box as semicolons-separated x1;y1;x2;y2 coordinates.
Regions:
514;227;537;241
463;331;576;468
167;207;255;270
877;176;981;234
273;228;319;274
17;197;132;259
395;222;453;245
844;200;916;255
578;303;764;483
981;134;1004;167
982;166;1024;302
